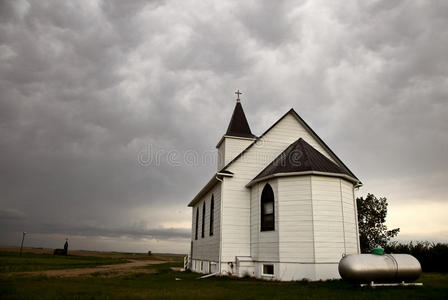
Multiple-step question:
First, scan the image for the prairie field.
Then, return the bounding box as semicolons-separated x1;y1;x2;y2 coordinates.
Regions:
0;247;447;300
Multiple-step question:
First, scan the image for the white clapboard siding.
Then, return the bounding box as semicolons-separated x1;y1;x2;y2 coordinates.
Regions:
312;176;344;262
250;180;260;259
311;176;359;262
341;179;359;254
191;182;221;261
218;137;254;170
278;176;314;263
222;113;338;262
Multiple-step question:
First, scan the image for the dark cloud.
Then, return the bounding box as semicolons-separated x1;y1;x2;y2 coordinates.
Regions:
1;0;447;252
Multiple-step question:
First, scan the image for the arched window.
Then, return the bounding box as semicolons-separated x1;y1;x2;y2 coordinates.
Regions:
261;183;275;231
209;195;214;236
195;207;199;240
201;201;206;238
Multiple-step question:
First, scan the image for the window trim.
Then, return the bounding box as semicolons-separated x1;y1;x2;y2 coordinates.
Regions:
260;183;275;232
209;195;214;236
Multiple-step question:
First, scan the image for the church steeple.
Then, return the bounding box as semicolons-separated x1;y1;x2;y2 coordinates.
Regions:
225;91;255;138
216;91;256;170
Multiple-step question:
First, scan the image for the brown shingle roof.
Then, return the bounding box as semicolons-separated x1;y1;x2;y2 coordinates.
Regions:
253;138;353;181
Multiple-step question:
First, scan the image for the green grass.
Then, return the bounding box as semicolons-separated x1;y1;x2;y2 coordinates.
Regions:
0;252;447;299
0;251;128;273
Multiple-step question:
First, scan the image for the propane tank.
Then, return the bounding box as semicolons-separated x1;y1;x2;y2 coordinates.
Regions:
338;254;421;282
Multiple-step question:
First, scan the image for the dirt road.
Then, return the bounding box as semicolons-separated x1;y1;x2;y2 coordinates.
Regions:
8;259;166;278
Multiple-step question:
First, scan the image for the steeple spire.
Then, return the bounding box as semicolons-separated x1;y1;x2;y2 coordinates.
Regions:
225;91;255;138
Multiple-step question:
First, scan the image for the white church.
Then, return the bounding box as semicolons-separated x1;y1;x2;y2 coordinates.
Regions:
187;91;361;281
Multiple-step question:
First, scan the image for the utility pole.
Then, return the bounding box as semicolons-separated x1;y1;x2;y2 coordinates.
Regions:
19;232;27;256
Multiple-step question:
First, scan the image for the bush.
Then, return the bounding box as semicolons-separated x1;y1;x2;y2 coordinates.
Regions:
384;241;448;272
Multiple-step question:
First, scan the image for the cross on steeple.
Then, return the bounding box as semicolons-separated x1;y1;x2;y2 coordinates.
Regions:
235;89;242;102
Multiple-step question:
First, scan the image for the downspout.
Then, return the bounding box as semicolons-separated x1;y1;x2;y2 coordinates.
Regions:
215;175;223;275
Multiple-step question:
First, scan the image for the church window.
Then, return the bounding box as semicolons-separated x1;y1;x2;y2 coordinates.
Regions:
261;183;275;231
210;195;214;236
195;207;199;240
201;201;206;238
263;264;274;275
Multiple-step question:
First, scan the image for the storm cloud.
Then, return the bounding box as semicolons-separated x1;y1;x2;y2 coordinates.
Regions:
1;0;447;253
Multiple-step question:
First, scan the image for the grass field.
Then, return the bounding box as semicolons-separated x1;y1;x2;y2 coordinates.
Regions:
0;251;129;273
0;248;447;299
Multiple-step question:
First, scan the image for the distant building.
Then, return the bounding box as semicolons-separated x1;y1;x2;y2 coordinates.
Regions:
188;92;361;281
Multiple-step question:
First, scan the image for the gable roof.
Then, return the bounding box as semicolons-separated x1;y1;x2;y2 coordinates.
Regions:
225;101;256;138
251;138;356;184
219;108;361;183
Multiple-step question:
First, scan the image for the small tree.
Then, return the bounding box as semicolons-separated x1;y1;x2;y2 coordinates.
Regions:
356;193;400;253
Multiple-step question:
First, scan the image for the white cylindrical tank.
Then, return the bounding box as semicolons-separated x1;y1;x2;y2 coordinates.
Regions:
338;254;421;282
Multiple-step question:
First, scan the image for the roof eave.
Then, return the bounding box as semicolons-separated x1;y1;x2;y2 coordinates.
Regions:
246;171;361;188
188;172;233;207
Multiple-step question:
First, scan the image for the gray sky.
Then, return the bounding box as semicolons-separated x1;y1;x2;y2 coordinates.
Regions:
1;0;447;253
